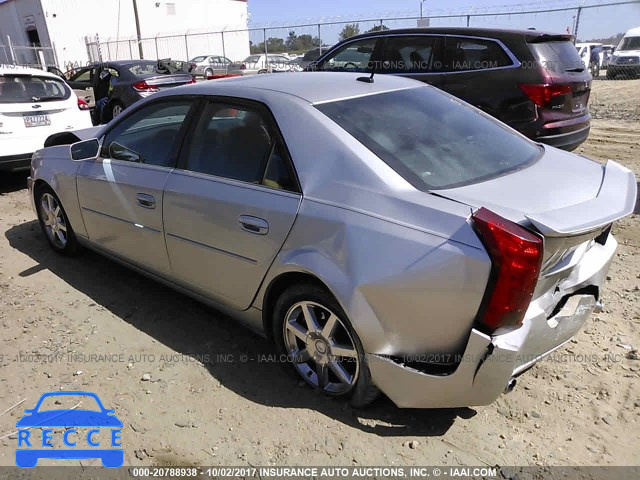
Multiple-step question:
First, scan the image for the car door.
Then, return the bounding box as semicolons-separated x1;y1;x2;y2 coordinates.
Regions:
442;35;519;121
163;99;301;310
67;67;96;107
76;98;198;275
377;34;446;89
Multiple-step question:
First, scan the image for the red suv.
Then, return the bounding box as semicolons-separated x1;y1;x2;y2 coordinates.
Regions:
311;28;592;151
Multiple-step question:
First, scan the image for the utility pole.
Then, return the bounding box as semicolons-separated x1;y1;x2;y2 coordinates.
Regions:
133;0;144;59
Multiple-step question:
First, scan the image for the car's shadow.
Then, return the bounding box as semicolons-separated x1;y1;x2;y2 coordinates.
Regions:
0;171;29;195
5;220;476;437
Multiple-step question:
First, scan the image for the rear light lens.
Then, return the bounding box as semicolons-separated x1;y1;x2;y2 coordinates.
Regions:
132;81;159;93
471;207;543;334
77;98;90;110
186;77;196;84
518;83;572;108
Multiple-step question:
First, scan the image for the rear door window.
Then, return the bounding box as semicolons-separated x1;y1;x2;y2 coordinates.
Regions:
444;36;513;72
0;75;70;103
315;87;541;190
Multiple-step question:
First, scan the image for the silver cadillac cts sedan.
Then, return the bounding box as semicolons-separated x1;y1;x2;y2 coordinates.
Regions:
28;73;637;408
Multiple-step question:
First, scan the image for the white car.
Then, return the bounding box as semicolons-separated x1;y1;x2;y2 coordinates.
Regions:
0;65;92;172
230;54;303;75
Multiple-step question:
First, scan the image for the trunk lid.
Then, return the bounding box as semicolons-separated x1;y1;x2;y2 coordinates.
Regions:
142;74;194;90
436;146;637;291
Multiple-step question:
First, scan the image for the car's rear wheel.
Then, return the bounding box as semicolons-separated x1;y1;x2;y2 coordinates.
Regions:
35;186;80;256
273;283;380;407
111;102;124;118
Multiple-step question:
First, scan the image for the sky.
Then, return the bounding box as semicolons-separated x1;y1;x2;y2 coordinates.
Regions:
246;0;640;43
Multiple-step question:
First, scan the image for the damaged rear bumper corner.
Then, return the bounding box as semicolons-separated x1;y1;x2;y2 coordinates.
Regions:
366;328;518;409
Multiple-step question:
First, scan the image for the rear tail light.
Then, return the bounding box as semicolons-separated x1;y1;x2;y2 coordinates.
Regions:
186;77;196;84
132;81;160;93
471;207;543;334
518;83;572;108
77;98;90;110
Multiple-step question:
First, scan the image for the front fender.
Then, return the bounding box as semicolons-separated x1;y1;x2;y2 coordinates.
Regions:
31;148;86;238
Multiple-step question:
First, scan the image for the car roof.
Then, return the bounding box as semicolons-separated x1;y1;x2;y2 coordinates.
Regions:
0;65;61;79
624;26;640;36
332;26;574;43
180;71;423;104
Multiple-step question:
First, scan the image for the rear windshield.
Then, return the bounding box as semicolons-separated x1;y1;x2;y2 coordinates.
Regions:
190;56;207;63
128;62;159;76
619;36;640;51
0;75;70;103
528;41;586;73
315;87;541;190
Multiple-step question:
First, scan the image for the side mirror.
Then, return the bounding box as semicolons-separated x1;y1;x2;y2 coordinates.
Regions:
109;142;142;163
70;138;100;161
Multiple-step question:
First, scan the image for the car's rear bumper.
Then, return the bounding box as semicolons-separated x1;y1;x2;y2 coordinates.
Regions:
536;124;591;151
368;234;617;408
0;153;32;171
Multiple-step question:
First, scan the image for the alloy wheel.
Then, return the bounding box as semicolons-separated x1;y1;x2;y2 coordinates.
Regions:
40;193;67;249
283;301;359;394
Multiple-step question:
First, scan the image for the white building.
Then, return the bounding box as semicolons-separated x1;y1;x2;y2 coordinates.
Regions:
0;0;250;69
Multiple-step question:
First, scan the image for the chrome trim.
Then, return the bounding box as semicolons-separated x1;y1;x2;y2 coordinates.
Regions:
81;206;162;233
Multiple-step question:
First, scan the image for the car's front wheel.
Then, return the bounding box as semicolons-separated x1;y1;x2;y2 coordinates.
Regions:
273;283;380;407
204;68;213;78
35;185;80;256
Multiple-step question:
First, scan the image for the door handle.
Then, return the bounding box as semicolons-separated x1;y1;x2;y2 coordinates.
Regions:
136;193;156;209
238;215;268;235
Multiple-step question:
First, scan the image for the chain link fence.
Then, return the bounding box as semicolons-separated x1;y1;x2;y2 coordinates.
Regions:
0;43;58;69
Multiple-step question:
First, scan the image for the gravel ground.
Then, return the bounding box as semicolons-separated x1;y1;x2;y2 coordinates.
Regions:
0;79;638;470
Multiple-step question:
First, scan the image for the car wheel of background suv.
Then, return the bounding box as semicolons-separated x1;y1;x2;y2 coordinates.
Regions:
35;185;81;256
272;283;380;407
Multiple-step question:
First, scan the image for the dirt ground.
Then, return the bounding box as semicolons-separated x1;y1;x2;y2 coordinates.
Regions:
0;79;639;470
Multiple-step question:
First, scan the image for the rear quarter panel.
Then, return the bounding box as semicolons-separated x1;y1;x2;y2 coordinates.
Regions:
259;199;491;356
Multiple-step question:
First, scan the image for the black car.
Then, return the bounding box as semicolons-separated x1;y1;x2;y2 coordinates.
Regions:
310;27;592;151
65;59;194;124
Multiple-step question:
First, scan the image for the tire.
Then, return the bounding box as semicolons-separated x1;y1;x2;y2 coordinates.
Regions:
111;101;124;119
257;69;267;74
204;68;213;78
272;283;380;408
35;185;81;256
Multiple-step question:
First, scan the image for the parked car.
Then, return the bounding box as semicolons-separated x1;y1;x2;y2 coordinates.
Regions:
65;59;195;124
189;55;233;78
607;26;640;79
28;73;636;408
310;27;593;151
230;54;298;74
297;46;332;69
0;65;91;172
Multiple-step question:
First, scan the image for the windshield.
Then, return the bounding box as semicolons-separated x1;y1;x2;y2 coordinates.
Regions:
529;40;585;73
0;75;70;103
36;394;101;412
315;87;541;190
618;36;640;51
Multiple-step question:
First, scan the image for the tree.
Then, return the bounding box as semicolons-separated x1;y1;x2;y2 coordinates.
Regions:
339;24;360;41
366;24;389;33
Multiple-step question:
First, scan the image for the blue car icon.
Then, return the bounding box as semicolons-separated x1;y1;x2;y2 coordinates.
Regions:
15;391;123;468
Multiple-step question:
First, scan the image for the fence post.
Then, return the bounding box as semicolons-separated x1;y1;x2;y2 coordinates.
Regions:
317;24;322;55
129;40;133;59
7;35;15;63
221;31;226;62
466;14;470;27
184;34;189;60
263;28;268;60
155;35;159;59
573;6;582;41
